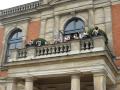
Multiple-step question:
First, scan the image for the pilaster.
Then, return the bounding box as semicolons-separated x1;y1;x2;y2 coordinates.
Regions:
54;15;60;31
40;19;46;39
88;8;94;28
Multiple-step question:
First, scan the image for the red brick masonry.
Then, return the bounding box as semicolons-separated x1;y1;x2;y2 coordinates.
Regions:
112;4;120;67
0;26;5;55
26;20;41;42
0;71;7;77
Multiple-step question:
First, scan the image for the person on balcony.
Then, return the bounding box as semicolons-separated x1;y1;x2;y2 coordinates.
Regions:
36;40;42;46
82;31;90;39
29;40;34;46
64;35;70;42
92;26;101;36
73;33;79;39
79;32;84;39
25;40;33;48
54;37;60;44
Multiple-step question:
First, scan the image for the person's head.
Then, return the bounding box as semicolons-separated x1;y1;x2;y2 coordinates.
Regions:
95;26;98;30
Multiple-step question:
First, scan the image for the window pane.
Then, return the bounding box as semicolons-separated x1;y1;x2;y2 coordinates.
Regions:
65;21;74;31
11;33;17;40
7;50;11;59
7;30;23;60
17;32;22;38
9;43;16;49
7;50;10;56
75;20;84;30
9;39;18;43
64;18;85;35
16;42;22;49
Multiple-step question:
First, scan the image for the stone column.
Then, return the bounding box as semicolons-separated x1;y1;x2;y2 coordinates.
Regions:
25;78;33;90
88;9;94;28
6;78;17;90
40;19;46;38
94;73;106;90
71;74;80;90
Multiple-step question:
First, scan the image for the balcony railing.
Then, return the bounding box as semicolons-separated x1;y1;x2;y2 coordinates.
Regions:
8;36;107;63
35;43;71;56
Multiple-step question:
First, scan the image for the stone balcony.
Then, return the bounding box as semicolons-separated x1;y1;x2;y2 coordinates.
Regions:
7;36;112;65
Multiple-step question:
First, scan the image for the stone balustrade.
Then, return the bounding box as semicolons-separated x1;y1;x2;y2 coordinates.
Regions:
80;38;94;50
35;42;71;56
8;36;108;62
0;0;43;16
17;48;27;58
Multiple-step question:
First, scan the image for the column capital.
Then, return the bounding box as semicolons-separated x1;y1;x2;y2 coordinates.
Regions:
71;74;80;79
71;74;80;77
25;77;33;82
92;69;107;77
7;77;17;83
41;17;47;21
41;19;47;22
54;15;60;18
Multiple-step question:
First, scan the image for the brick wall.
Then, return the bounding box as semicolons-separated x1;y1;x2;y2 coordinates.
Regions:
26;20;40;42
0;26;7;78
0;71;7;77
112;4;120;67
0;26;5;55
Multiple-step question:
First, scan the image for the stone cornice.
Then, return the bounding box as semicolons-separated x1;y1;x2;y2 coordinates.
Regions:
0;0;112;20
0;1;42;17
49;0;71;5
111;0;120;5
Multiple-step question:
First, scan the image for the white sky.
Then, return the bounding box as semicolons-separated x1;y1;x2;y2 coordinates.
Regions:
0;0;38;10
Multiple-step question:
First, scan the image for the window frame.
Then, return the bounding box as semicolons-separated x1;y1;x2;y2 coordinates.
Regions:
64;17;85;35
6;28;23;60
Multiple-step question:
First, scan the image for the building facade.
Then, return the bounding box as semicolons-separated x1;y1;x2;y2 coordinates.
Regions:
0;0;120;90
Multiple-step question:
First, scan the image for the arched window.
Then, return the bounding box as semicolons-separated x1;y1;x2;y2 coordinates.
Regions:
7;28;22;59
64;17;85;35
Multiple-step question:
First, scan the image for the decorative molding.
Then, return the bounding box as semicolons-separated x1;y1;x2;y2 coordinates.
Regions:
7;64;109;79
111;0;120;5
49;0;71;5
2;17;31;25
0;0;112;20
0;1;42;16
